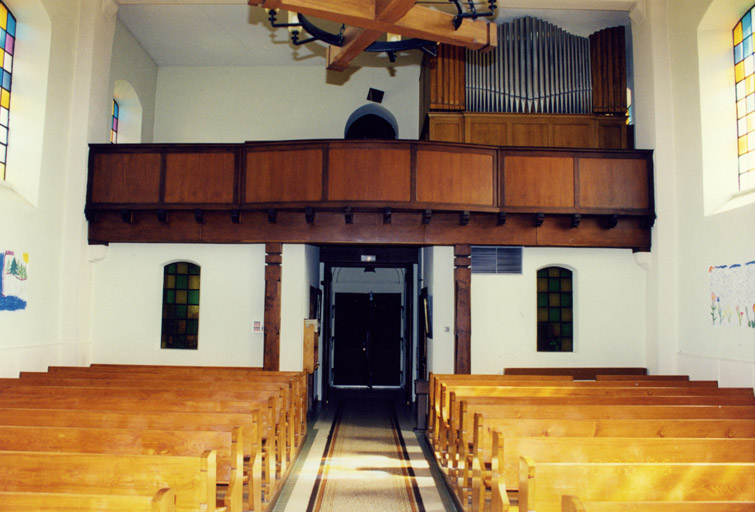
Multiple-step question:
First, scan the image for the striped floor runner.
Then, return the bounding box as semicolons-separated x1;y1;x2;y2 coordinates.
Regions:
307;399;425;512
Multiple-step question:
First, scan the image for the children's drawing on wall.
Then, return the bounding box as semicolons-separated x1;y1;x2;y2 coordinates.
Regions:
0;250;29;311
709;261;755;328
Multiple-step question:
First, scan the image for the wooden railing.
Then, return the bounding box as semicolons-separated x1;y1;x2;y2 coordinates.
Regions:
86;139;654;250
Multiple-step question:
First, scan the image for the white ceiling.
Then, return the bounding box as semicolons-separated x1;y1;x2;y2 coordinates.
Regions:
115;0;632;67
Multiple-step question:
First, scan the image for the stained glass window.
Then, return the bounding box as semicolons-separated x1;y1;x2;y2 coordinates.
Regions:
161;262;200;350
0;2;16;181
110;99;119;144
536;267;573;352
734;5;755;191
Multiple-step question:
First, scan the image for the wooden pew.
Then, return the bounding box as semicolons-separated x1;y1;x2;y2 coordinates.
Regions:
14;372;306;452
0;407;265;512
0;450;217;512
0;425;243;512
596;374;690;381
435;383;752;460
0;489;176;512
444;395;755;471
428;375;721;455
516;458;755;512
503;367;647;379
0;381;291;467
473;432;755;511
22;369;307;448
561;495;755;512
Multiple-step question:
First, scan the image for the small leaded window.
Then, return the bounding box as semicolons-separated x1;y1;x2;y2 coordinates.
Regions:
110;100;119;143
0;1;16;181
161;262;200;350
734;5;755;190
536;267;573;352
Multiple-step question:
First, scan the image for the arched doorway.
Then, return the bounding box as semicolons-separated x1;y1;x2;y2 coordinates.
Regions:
344;104;398;140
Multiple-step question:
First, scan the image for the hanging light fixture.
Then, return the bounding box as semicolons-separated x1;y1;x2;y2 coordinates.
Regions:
252;0;498;71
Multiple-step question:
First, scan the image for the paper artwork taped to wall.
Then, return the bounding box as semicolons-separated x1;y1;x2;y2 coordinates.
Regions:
709;261;755;328
0;250;29;311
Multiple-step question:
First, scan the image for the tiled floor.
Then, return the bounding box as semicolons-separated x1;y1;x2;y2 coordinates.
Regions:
272;394;458;512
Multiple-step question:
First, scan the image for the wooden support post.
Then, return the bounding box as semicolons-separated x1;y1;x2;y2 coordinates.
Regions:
454;244;471;374
264;243;283;371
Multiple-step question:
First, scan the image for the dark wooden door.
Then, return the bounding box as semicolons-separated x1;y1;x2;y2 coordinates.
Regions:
332;292;402;388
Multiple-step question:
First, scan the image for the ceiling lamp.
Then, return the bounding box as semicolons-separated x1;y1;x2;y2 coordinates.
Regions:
249;0;498;71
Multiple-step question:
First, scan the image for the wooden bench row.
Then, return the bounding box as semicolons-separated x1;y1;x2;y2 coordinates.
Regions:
427;372;755;512
0;364;308;512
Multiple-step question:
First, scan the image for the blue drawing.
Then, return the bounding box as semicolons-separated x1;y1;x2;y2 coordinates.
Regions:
0;250;28;311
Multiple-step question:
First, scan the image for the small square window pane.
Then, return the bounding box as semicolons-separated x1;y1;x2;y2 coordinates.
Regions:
188;290;200;305
175;290;187;304
177;262;188;274
189;275;200;289
176;275;188;289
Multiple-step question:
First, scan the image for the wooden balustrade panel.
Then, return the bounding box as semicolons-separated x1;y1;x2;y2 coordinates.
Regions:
164;151;235;204
579;157;650;211
328;146;412;202
503;156;575;209
467;116;507;146
245;148;323;203
90;152;161;204
416;148;496;207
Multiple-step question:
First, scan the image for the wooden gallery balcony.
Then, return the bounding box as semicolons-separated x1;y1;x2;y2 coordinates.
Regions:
86;140;654;251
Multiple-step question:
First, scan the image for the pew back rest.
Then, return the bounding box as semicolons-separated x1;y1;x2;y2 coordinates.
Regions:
0;450;217;512
561;495;755;512
519;457;755;512
0;489;176;512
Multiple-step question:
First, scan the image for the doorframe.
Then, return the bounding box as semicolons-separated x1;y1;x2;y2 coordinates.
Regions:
320;245;418;404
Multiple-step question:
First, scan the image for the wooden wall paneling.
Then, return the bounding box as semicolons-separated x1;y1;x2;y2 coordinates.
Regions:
550;119;594;148
454;245;472;374
578;157;650;211
597;118;628;149
163;151;236;204
87;209;650;249
327;146;412;202
466;113;508;145
245;148;323;204
427;113;465;143
536;215;651;251
511;120;549;147
415;148;496;207
503;155;575;209
90;152;162;204
429;44;466;111
264;243;282;372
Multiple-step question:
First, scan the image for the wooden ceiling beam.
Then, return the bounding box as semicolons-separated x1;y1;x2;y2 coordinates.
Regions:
326;0;415;71
249;0;497;51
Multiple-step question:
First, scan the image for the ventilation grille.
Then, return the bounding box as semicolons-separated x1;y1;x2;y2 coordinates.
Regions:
471;246;523;274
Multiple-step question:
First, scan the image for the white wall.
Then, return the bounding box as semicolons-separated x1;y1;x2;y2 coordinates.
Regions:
471;247;646;374
422;246;455;375
0;0;118;377
110;19;158;143
153;65;420;143
90;244;266;366
279;244;320;372
666;0;755;387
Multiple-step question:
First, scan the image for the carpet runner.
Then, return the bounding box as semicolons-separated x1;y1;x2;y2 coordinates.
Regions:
307;399;424;512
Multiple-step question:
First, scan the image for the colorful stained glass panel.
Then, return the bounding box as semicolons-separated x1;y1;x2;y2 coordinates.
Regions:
536;267;573;352
734;5;755;191
161;262;200;349
110;99;119;144
0;1;13;181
